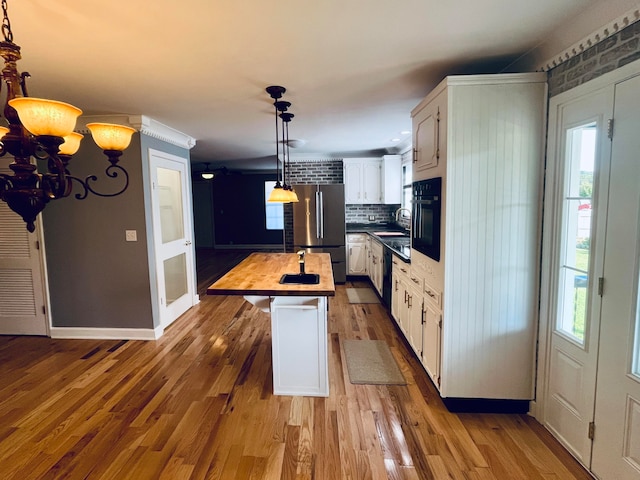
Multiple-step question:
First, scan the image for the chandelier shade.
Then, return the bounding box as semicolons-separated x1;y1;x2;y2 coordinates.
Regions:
8;97;82;137
86;123;136;151
58;132;84;156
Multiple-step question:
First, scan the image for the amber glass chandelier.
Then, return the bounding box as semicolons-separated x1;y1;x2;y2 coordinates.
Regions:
0;0;136;232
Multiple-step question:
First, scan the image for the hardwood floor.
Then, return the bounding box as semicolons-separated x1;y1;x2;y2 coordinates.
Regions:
0;269;592;479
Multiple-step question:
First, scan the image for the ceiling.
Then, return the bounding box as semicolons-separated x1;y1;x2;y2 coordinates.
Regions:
5;0;611;171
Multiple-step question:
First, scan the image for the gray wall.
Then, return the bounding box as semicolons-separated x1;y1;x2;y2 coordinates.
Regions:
43;132;190;330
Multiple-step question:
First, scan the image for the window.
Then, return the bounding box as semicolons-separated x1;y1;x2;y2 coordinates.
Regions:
265;181;284;230
556;124;596;344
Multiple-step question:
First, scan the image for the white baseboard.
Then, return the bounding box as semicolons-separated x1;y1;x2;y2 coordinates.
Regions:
49;325;164;340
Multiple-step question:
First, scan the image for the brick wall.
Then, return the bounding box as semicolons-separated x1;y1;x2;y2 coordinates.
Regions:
283;160;399;249
548;20;640;97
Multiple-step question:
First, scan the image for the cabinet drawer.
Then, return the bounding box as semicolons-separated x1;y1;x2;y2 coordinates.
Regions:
423;281;441;309
347;233;368;244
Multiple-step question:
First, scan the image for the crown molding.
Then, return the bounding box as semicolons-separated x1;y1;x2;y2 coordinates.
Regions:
539;6;640;71
76;114;196;150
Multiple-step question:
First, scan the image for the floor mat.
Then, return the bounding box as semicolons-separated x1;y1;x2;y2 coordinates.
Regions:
342;339;406;385
346;287;380;304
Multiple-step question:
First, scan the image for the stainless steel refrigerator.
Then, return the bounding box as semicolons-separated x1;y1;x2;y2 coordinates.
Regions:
292;184;346;283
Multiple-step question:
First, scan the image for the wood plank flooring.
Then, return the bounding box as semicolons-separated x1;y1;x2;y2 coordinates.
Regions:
0;278;592;479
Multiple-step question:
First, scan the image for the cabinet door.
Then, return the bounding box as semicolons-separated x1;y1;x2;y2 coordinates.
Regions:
407;284;424;357
413;90;445;180
347;242;367;275
344;161;362;203
422;302;441;388
362;161;381;203
391;267;401;324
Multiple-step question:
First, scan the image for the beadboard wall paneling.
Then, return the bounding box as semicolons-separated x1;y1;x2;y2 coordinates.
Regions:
441;79;546;400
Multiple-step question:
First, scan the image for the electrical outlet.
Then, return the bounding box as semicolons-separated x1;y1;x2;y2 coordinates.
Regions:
368;215;375;221
125;230;137;242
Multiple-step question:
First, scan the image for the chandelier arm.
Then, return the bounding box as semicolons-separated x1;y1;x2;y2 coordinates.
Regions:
69;164;130;200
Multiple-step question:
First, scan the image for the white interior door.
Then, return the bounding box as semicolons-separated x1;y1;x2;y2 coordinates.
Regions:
0;158;48;336
149;149;197;329
591;73;640;479
542;87;613;467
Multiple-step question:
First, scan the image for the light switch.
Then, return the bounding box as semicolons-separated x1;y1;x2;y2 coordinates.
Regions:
125;230;137;242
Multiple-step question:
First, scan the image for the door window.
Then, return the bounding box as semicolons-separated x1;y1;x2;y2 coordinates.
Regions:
157;167;185;243
556;124;596;344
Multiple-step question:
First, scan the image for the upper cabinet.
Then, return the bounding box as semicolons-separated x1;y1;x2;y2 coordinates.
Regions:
412;91;445;179
344;156;402;204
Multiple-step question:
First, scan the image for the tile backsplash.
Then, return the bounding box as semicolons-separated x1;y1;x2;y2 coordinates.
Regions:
345;204;399;224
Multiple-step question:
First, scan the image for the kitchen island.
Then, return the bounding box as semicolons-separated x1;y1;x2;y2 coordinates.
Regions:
207;252;335;397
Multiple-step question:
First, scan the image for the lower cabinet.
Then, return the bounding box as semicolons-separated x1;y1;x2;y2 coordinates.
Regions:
422;301;441;388
346;234;367;275
391;253;442;390
369;238;383;296
270;296;329;397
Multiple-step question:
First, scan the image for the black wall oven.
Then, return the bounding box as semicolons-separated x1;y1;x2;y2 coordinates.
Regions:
411;177;442;261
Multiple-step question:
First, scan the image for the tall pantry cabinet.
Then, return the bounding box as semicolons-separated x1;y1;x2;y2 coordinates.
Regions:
411;73;547;410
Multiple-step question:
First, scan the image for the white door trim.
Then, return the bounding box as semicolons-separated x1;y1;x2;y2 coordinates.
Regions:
536;58;640;473
148;148;198;331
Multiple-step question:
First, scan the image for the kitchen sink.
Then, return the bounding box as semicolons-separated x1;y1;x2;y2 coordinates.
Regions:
279;273;320;285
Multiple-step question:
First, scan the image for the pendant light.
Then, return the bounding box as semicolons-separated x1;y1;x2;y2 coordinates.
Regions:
280;112;298;202
266;86;289;202
200;162;214;180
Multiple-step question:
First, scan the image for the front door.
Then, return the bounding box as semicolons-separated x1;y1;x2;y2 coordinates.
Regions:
0;157;48;335
542;87;613;466
591;73;640;479
149;149;197;329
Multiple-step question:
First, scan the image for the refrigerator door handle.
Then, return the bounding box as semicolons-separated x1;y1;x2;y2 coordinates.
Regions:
316;190;324;238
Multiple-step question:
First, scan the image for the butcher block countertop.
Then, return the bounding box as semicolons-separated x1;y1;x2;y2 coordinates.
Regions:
206;252;336;297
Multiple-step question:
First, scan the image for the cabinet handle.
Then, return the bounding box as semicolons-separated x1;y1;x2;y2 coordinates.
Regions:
425;290;436;298
401;267;407;273
407;294;412;308
411;277;420;285
413;148;418;164
394;280;398;291
404;290;408;303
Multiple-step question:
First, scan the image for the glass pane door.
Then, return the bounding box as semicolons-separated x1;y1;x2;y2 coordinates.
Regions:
557;124;596;344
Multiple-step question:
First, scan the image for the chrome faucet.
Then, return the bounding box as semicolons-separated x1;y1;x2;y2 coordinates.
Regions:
394;207;411;222
297;249;306;274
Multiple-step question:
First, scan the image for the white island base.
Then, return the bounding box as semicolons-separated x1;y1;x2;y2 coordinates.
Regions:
244;295;329;397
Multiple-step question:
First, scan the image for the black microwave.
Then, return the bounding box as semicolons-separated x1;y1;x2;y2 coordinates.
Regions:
411;177;442;261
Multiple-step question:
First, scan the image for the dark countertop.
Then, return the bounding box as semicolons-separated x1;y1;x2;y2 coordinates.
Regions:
346;222;408;234
346;223;411;262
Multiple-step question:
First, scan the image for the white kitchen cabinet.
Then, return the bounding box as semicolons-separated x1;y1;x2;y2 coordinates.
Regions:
346;234;367;275
421;301;441;388
344;157;402;204
410;73;547;407
381;155;402;204
369;237;384;296
390;257;403;324
270;296;328;397
406;270;424;358
391;255;411;333
343;158;381;204
412;90;445;180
